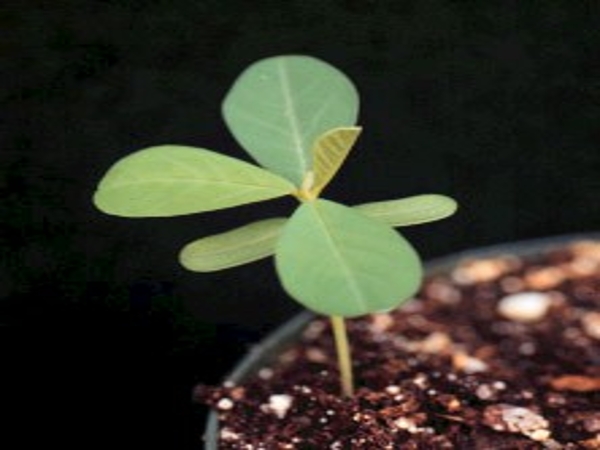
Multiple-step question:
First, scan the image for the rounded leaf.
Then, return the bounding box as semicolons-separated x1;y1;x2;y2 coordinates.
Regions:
275;199;422;317
93;145;295;217
355;194;458;227
223;55;359;186
179;218;287;272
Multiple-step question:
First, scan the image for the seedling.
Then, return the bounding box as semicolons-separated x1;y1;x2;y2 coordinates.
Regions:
94;55;457;396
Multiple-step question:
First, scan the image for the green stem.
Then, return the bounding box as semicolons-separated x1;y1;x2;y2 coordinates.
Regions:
330;315;354;397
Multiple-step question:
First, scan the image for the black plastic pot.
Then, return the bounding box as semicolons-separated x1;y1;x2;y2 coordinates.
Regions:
202;233;599;449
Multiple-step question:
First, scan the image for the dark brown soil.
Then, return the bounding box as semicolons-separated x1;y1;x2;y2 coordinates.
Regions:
195;240;600;449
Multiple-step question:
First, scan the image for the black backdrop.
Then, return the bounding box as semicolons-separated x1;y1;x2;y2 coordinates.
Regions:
2;1;599;447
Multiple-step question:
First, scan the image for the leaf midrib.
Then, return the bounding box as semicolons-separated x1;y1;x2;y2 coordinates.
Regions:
310;202;367;311
278;58;308;181
102;179;290;190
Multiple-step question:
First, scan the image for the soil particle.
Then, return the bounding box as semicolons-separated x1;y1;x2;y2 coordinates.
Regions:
196;240;600;448
481;403;550;441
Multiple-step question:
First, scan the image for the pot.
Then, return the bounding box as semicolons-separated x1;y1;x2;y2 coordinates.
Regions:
201;233;599;448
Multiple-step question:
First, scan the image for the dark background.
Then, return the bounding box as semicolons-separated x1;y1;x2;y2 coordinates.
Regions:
2;1;599;447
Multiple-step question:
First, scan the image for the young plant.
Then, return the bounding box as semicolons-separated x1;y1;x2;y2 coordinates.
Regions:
93;55;457;396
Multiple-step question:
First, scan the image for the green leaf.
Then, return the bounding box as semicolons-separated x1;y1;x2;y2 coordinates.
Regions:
354;194;458;227
275;199;422;318
223;55;359;186
309;126;362;197
93;145;295;217
179;218;287;272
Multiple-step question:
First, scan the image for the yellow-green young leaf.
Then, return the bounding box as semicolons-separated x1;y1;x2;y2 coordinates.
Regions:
310;127;362;197
223;55;359;186
93;145;295;217
275;199;422;318
179;218;287;272
354;194;458;227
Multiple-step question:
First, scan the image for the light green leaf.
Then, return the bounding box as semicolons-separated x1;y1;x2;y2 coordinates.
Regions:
223;55;359;186
179;218;287;272
309;126;362;197
275;199;422;318
93;145;295;217
354;194;458;227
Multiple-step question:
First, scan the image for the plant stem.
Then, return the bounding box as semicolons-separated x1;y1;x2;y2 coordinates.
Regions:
330;315;354;397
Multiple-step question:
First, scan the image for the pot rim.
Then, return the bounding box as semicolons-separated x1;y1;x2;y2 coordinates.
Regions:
202;232;599;448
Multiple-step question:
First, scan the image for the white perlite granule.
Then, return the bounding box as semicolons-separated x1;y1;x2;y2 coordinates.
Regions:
264;394;293;419
497;291;552;322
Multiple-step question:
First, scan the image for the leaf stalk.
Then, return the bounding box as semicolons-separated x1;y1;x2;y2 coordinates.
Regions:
330;315;354;397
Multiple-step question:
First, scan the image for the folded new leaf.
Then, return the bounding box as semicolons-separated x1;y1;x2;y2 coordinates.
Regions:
223;56;359;186
354;194;458;227
309;126;362;197
179;218;287;272
275;199;422;318
93;145;295;217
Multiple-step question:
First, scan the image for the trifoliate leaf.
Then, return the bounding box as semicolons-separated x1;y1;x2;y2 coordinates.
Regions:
275;199;422;317
94;145;295;217
223;55;359;186
355;194;458;227
179;218;287;272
